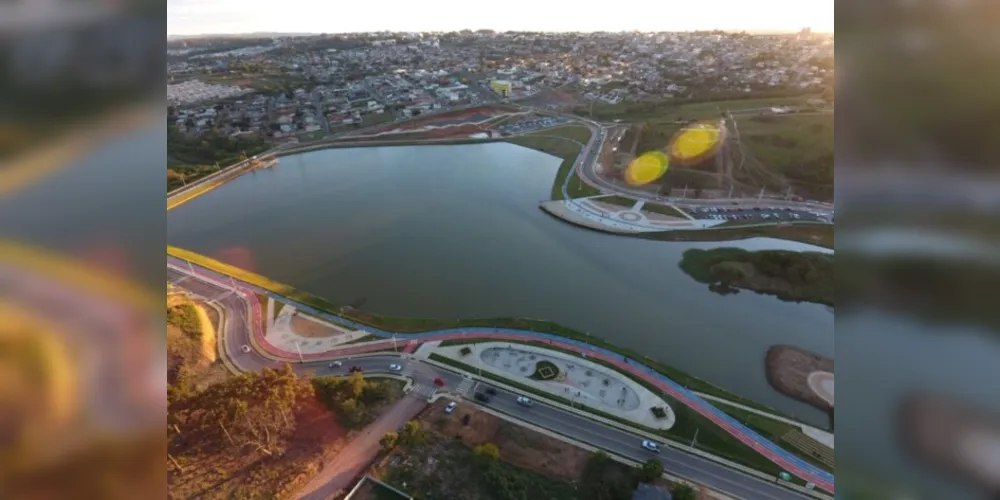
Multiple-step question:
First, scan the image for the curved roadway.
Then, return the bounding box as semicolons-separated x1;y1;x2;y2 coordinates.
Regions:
166;258;833;496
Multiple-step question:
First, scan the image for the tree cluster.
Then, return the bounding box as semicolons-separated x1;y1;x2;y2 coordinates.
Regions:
311;372;392;428
168;364;313;457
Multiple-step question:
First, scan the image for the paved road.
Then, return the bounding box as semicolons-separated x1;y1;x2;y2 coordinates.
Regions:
295;393;428;500
167;262;832;497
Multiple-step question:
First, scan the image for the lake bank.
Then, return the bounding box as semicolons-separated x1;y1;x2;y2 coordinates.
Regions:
166;142;833;425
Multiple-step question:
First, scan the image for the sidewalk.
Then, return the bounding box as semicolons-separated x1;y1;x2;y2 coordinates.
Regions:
265;304;374;355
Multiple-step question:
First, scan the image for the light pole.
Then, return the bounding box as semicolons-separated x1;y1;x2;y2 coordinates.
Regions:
295;341;304;363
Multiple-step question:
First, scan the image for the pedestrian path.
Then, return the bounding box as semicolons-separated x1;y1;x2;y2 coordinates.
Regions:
166;257;835;494
409;383;436;399
456;376;476;396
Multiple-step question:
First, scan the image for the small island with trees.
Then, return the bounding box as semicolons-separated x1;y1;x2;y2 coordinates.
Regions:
678;247;833;306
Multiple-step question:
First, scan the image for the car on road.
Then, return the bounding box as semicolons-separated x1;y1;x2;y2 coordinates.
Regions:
444;402;458;414
329;361;342;368
485;387;498;396
349;366;363;373
433;377;446;387
516;396;533;407
474;392;491;403
389;364;402;372
241;345;251;353
641;440;661;453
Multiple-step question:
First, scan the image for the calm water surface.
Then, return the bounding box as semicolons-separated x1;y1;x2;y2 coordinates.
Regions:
167;143;834;426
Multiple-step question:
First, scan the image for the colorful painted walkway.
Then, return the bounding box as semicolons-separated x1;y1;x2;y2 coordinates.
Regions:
167;257;835;493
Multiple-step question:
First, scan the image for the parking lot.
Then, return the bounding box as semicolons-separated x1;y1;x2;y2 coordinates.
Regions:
496;116;570;135
684;205;832;224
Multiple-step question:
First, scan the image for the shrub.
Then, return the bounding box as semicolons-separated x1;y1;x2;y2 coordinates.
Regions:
460;346;472;356
638;458;664;482
651;407;668;419
473;443;500;462
671;483;698;500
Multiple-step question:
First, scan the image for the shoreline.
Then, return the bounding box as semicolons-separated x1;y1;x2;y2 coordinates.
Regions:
167;244;798;421
764;345;834;419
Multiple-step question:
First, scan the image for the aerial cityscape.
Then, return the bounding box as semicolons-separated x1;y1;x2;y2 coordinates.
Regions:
166;14;835;500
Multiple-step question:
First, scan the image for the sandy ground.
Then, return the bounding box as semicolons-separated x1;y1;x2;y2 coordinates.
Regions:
807;371;834;406
422;399;592;480
289;314;341;338
765;345;834;412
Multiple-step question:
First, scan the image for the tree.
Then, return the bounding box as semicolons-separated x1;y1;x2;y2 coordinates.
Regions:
473;443;500;462
379;431;398;451
347;371;367;398
671;483;698;500
399;420;426;445
638;458;663;482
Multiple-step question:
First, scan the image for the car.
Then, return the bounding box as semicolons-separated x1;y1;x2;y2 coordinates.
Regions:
329;361;343;368
349;366;363;373
485;387;498;396
474;392;491;403
433;377;446;387
516;396;533;407
444;402;458;414
241;345;251;353
641;440;661;453
389;364;402;372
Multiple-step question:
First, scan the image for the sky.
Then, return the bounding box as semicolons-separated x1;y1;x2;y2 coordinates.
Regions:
168;0;833;36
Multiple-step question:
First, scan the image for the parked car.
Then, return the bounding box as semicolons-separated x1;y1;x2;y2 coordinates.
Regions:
485;387;498;396
241;345;251;353
389;363;402;372
474;392;491;403
329;361;342;368
444;402;458;414
516;396;533;407
641;440;661;453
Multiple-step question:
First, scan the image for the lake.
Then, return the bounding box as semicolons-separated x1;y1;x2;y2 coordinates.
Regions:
167;142;834;426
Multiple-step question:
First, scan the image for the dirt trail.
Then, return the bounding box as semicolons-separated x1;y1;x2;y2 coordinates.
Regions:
294;394;427;500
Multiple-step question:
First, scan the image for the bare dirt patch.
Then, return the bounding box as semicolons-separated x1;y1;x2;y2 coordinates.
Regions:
289;313;343;338
765;345;834;412
421;400;591;480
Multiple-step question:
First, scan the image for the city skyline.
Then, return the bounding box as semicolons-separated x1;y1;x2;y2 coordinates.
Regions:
168;0;833;36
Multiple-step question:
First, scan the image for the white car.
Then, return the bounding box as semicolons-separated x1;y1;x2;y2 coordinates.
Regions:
241;345;251;353
388;364;402;372
329;361;342;368
444;402;458;414
641;440;661;453
516;396;533;407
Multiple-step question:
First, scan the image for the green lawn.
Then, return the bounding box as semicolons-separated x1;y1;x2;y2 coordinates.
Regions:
361;112;395;127
505;125;594;200
641;222;834;249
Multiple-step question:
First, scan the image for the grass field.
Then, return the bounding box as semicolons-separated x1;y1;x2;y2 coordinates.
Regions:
505;125;595;200
641;222;834;249
586;95;817;122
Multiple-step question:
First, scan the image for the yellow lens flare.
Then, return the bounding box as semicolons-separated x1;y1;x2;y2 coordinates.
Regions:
668;121;725;165
624;151;670;186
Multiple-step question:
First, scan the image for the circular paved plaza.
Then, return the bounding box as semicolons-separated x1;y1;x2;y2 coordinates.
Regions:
480;346;640;411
